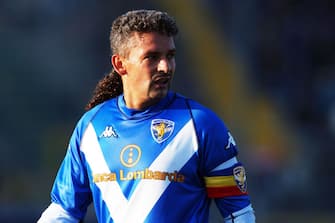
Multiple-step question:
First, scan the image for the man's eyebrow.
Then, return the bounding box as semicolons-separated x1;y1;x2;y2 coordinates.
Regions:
144;48;176;56
145;51;160;55
168;48;176;54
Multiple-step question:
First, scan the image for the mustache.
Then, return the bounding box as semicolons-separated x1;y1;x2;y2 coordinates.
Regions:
152;72;172;80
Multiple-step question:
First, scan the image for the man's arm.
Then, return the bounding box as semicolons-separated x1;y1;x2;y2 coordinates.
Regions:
187;99;256;222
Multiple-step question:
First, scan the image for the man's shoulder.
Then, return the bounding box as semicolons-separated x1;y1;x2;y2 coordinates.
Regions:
173;93;224;125
78;98;117;126
175;94;215;114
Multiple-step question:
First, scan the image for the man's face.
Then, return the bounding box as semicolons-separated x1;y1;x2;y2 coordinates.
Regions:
121;32;176;107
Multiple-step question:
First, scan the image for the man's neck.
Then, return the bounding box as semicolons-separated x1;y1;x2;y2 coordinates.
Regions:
123;96;161;110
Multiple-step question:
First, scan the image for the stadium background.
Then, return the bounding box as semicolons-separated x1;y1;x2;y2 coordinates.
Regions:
1;0;334;222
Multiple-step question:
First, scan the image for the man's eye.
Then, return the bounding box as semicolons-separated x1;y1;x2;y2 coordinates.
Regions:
167;53;175;60
145;54;159;60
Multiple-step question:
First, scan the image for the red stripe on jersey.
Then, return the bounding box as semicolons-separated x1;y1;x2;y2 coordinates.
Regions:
206;185;248;198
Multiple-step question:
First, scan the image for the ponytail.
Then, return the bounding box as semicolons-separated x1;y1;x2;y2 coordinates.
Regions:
85;69;123;110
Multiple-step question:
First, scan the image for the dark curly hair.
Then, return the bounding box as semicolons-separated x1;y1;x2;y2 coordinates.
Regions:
85;10;179;110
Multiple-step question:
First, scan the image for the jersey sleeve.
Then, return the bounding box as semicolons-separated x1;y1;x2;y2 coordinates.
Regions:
50;118;93;220
48;106;103;220
188;100;254;219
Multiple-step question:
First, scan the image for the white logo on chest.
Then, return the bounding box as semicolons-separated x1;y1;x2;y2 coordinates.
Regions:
100;126;118;138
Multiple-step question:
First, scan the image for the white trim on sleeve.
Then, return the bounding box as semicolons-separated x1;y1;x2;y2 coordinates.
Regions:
37;202;79;223
211;157;238;172
224;204;256;223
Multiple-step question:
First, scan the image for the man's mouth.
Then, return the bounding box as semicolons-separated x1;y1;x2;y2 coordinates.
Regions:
153;75;171;87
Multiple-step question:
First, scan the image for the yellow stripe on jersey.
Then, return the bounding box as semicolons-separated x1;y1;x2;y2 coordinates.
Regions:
204;175;236;187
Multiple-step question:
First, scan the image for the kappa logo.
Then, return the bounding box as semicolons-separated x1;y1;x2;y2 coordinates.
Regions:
151;119;174;143
225;132;236;149
100;126;118;138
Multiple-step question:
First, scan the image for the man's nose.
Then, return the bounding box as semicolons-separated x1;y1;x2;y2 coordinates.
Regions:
157;58;170;73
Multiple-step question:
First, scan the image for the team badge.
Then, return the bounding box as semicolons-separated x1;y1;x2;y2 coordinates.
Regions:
233;166;247;192
151;119;174;143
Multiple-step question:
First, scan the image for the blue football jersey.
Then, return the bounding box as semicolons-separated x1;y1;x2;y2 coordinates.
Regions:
50;92;252;223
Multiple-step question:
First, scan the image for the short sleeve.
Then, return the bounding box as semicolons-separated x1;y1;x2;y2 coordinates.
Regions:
50;116;94;220
188;100;252;217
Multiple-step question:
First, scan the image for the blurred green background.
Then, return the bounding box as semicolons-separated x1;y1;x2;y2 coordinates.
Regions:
1;0;334;222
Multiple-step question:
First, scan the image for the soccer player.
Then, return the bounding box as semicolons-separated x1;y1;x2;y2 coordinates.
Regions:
38;9;255;223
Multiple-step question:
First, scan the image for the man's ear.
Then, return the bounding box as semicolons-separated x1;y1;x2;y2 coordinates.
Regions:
111;54;127;75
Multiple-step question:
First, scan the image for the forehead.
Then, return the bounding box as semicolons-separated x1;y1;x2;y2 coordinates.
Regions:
127;32;175;54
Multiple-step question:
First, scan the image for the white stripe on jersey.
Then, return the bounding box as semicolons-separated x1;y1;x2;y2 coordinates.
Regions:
81;124;128;221
211;157;238;172
81;120;198;223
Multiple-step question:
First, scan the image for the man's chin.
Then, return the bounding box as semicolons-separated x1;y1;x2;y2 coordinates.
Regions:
150;88;169;100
